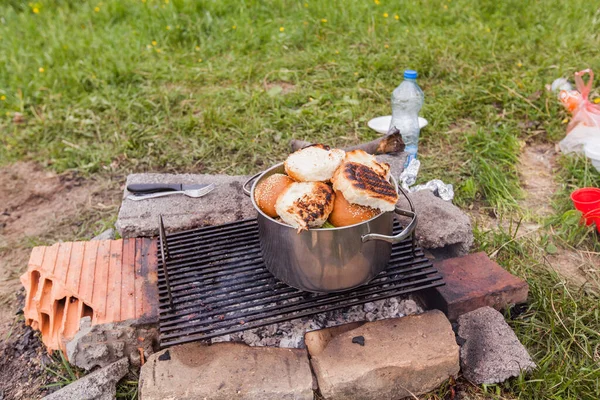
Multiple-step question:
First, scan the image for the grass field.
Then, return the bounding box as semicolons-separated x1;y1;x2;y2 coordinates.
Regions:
1;0;600;399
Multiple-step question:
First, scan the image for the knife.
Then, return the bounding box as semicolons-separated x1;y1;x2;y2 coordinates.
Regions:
127;183;212;194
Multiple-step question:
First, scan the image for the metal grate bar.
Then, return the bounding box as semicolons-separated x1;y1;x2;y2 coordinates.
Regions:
157;218;444;348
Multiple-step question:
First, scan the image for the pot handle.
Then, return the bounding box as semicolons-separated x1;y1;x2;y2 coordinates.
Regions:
361;186;417;244
243;172;262;197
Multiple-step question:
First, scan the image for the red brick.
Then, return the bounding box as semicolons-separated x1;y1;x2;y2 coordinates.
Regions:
426;252;528;321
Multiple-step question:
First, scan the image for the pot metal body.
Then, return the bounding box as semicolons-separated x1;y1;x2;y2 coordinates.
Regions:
244;163;416;293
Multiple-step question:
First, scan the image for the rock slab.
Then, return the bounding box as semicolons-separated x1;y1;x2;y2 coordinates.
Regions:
457;306;536;384
399;190;473;256
305;310;459;400
116;173;255;238
66;317;158;371
43;358;129;400
139;342;314;400
427;252;529;321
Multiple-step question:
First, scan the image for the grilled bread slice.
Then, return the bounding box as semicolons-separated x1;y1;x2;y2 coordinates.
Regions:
344;149;391;180
275;181;335;231
284;144;345;182
332;162;398;212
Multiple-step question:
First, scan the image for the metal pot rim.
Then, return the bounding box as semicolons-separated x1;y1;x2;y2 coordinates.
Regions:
244;162;400;231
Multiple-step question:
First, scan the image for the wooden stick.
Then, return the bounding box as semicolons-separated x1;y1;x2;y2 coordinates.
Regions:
289;128;405;155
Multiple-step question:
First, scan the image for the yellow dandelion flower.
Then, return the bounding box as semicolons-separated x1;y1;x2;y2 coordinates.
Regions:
38;67;44;73
562;117;569;124
5;112;10;116
443;4;448;9
354;72;359;76
394;15;399;20
486;27;491;33
142;0;146;3
374;0;380;4
198;58;203;63
304;2;308;7
321;18;327;23
594;98;600;104
152;40;157;46
94;7;100;12
33;7;39;13
383;13;388;18
232;25;237;30
384;44;389;48
195;46;200;51
335;50;339;54
146;44;152;49
164;0;169;3
280;26;285;32
156;48;162;53
166;25;171;30
517;62;523;67
0;96;6;101
405;29;409;33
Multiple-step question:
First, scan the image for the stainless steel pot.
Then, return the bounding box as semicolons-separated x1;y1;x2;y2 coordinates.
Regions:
243;163;417;293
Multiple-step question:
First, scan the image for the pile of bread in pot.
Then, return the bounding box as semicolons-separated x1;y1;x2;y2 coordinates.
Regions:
254;144;399;232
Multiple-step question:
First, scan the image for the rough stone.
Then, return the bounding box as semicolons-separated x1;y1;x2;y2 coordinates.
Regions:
91;228;115;241
66;317;158;371
425;252;529;321
43;358;129;400
116;173;255;238
457;306;536;384
398;190;473;256
139;342;314;400
306;310;459;400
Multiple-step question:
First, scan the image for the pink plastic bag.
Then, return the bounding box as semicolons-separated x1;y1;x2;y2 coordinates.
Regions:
560;69;600;133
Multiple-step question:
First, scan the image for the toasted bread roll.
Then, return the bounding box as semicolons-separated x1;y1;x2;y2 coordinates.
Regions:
275;181;335;231
284;144;345;182
329;190;380;227
344;149;391;180
332;162;398;212
254;173;295;218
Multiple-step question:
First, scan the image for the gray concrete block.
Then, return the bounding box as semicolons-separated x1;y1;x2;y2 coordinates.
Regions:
457;306;536;384
399;190;473;256
43;358;129;400
116;173;256;238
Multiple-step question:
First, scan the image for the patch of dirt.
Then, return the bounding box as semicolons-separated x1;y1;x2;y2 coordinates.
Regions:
0;162;122;398
0;162;121;328
0;295;54;400
546;250;600;295
518;143;558;218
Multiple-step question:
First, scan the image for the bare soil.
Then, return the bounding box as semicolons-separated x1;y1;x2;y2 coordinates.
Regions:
517;143;558;218
0;162;122;399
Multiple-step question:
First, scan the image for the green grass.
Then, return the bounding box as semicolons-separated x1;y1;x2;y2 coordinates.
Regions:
1;1;600;399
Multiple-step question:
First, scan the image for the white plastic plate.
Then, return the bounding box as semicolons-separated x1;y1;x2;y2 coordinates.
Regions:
367;115;428;135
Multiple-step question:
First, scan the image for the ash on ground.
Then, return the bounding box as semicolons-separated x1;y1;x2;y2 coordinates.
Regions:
211;295;423;349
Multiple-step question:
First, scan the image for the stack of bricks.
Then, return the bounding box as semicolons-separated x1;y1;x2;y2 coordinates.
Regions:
20;238;159;353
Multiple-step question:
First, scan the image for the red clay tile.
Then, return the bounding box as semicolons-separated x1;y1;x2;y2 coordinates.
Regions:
20;238;159;353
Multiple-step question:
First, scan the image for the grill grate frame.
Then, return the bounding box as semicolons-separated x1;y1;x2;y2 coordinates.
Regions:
157;218;444;348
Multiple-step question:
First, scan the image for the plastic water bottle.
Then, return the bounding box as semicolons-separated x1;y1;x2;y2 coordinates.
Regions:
389;70;424;165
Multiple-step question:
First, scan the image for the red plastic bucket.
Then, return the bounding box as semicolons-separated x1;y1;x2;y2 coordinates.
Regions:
583;209;600;233
571;188;600;226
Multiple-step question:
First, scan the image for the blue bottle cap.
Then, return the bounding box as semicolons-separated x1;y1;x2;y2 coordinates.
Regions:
404;70;418;79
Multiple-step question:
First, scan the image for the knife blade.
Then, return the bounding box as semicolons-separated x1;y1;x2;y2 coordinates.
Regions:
127;183;212;194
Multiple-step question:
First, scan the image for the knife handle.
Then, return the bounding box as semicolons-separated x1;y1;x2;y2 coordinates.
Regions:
127;183;182;193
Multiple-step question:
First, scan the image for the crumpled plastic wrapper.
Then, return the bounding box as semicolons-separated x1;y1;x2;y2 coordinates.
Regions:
399;159;455;201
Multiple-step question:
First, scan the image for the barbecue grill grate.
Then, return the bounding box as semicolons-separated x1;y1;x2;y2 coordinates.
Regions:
157;218;444;348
